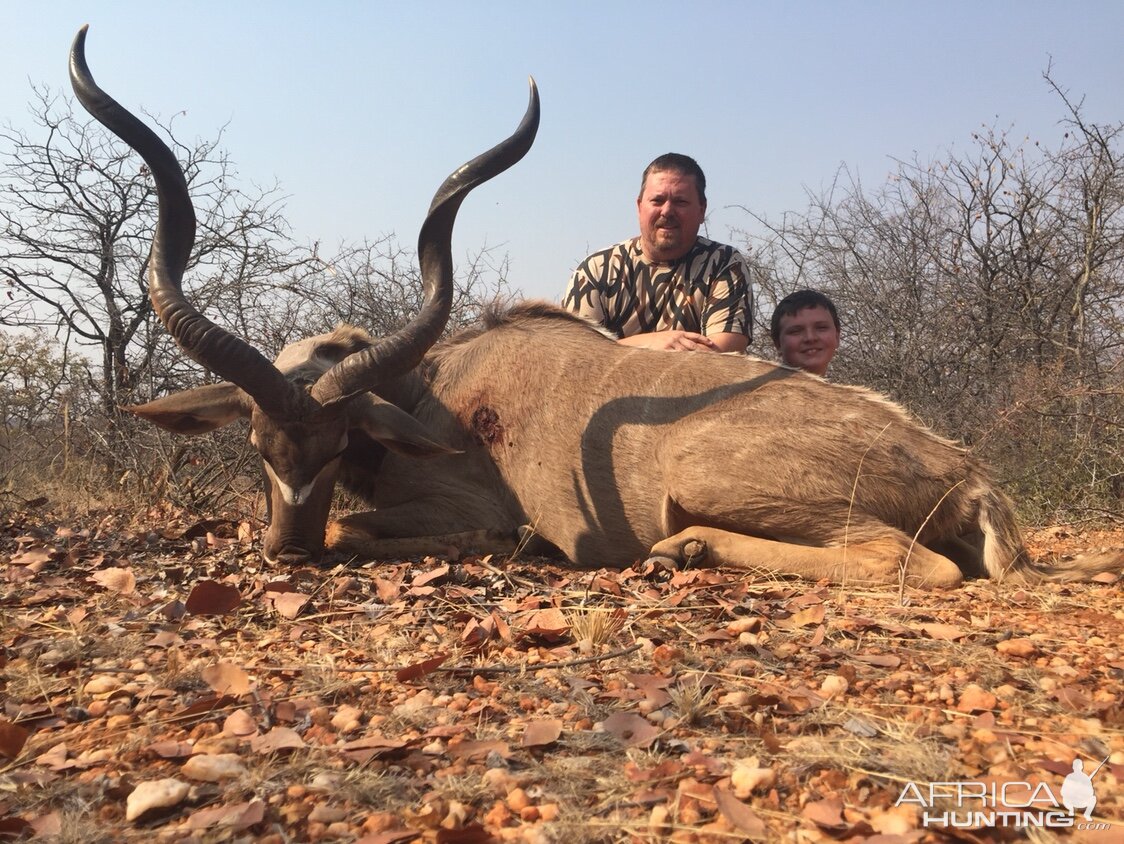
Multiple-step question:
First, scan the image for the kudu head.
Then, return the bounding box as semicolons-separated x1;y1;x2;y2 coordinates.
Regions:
69;25;539;564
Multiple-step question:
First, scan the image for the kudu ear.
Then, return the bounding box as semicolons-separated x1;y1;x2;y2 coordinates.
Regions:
350;395;461;459
126;383;252;435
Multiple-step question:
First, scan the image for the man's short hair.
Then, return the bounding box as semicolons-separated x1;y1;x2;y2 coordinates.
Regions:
770;289;841;346
640;153;707;205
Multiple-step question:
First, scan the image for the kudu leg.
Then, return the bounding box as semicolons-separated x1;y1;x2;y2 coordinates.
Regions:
647;526;964;588
326;516;518;562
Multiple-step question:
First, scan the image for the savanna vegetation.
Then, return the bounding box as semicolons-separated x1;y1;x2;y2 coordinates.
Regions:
1;70;1122;842
0;73;1120;528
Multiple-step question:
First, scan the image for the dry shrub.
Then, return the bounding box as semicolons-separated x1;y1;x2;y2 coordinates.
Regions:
976;359;1124;524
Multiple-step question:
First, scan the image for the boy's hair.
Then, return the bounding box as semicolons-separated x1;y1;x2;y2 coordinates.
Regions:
770;289;840;346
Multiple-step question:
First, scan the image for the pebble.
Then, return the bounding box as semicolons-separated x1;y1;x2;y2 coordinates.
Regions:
727;617;762;634
956;684;998;713
731;763;776;799
308;804;347;824
506;787;530;812
181;753;246;782
330;704;363;731
83;676;120;696
125;778;189;821
538;803;559;821
819;675;848;699
996;638;1036;658
719;691;751;707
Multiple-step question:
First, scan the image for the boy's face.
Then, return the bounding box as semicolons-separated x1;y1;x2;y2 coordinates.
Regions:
775;305;839;376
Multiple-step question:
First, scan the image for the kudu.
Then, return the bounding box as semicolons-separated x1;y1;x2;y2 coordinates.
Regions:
72;28;1121;588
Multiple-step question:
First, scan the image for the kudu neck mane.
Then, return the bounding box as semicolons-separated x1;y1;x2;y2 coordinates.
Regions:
371;302;605;408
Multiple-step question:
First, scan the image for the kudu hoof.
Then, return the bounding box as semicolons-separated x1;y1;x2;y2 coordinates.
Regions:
645;536;710;570
681;539;708;566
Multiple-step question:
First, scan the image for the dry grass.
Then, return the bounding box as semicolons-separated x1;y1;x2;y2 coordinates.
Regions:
666;673;716;726
790;705;952;785
566;604;628;649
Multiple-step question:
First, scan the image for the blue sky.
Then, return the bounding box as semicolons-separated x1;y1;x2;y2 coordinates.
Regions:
5;2;1124;301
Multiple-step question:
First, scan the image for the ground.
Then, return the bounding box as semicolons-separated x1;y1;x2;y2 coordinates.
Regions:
1;505;1122;843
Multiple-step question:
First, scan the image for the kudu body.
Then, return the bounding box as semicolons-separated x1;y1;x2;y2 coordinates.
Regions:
72;29;1121;588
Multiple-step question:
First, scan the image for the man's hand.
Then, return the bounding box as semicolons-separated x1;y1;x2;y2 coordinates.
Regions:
618;330;719;351
617;330;749;352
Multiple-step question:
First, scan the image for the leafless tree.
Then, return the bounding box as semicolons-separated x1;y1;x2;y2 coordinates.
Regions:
0;85;514;516
0;84;317;415
742;74;1124;521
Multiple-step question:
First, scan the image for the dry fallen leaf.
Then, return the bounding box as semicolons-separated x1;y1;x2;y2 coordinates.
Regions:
172;695;238;725
0;720;30;760
185;799;265;832
601;712;659;748
460;616;495;649
223;709;259;737
851;653;902;668
802;796;847;831
89;566;136;594
519;608;570;641
522;718;563;748
339;736;411;764
918;622;969;641
270;591;310;620
0;818;33;838
8;547;53;566
201;662;253;696
396;653;448;683
35;743;70;771
446;739;511;761
359;829;425;844
184;580;242;616
250;727;305;754
413;564;450;587
714;786;768;835
781;604;826;628
146;740;194;760
28;811;61;837
1054;685;1094;712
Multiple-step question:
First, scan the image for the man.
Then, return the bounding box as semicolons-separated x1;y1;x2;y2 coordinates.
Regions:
562;153;752;352
770;289;841;377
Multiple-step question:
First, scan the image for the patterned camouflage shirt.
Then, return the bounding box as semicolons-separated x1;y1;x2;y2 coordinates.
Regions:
561;237;753;341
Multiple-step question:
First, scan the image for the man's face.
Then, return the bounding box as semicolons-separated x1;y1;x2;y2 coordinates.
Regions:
775;305;840;376
636;169;705;263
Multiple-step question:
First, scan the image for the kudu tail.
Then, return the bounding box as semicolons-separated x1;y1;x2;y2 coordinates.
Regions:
980;487;1123;583
978;488;1030;582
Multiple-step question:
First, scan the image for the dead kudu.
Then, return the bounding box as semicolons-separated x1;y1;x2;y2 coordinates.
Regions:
71;28;1121;588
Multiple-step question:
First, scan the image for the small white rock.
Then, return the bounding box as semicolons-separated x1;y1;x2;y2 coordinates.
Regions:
308;772;340;793
83;676;120;696
125;778;189;821
731;763;776;799
644;708;668;724
819;675;849;700
718;691;751;707
181;753;246;782
727;617;762;635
